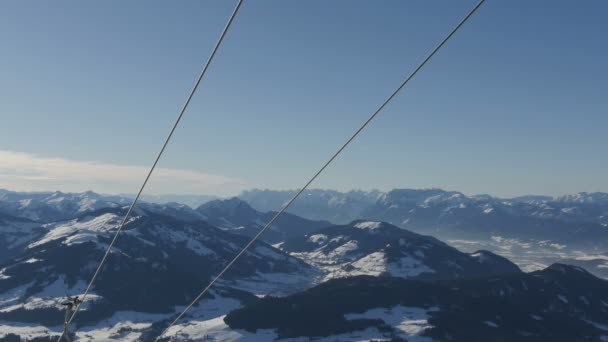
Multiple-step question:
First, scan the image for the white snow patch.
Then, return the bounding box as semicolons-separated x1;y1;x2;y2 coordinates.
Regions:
329;235;347;244
329;240;360;259
354;221;382;230
345;305;437;341
308;234;328;244
24;258;41;264
0;268;10;280
484;321;499;328
350;251;388;276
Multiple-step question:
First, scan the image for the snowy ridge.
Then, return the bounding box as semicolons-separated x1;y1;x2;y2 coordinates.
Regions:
0;190;127;222
283;221;519;283
28;213;123;249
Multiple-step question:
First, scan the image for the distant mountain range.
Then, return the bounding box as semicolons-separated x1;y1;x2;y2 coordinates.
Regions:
241;188;608;274
2;188;608;341
239;189;384;224
3;187;608;273
240;188;608;232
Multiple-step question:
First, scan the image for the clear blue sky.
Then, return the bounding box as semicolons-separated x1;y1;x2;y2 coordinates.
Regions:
0;0;606;197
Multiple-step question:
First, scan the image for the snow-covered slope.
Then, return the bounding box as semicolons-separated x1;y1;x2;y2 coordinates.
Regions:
0;207;315;340
281;220;520;282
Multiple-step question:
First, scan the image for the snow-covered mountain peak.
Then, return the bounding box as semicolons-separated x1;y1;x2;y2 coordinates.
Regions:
0;189;126;222
282;221;520;282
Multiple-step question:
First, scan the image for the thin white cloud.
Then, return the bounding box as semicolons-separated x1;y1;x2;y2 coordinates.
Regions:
0;150;246;196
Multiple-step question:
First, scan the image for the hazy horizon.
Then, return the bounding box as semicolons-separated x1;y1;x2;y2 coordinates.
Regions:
0;183;602;201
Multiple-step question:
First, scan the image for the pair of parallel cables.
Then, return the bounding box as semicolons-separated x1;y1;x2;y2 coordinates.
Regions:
56;0;486;340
